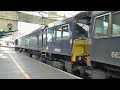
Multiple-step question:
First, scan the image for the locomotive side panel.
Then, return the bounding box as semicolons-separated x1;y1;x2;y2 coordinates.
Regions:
90;11;120;67
38;30;43;51
29;30;40;50
89;11;120;79
46;22;73;56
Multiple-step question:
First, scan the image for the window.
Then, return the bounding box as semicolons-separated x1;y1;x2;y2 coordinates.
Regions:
33;36;37;44
62;24;70;39
94;15;109;37
56;26;62;40
47;28;54;42
75;24;88;39
21;37;26;46
39;32;42;40
43;29;47;40
25;36;29;45
112;12;120;35
29;36;33;45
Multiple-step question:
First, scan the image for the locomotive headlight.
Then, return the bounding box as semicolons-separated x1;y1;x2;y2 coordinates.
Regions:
76;56;82;62
78;56;81;61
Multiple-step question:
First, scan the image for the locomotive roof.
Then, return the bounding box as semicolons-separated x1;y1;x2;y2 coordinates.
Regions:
74;11;92;19
15;28;41;39
74;11;92;25
48;11;92;28
48;17;74;28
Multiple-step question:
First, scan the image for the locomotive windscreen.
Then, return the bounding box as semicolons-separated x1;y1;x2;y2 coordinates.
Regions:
75;23;88;40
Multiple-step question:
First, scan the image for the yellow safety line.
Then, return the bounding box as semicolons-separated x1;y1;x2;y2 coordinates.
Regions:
9;54;31;79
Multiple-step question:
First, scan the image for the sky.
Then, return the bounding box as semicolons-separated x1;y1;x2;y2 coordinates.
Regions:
18;11;82;34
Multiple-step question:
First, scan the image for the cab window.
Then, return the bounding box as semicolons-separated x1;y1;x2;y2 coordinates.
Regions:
47;28;55;42
94;15;109;37
75;24;88;39
62;24;70;39
56;26;62;40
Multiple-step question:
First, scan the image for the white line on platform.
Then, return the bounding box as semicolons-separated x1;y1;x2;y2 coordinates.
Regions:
9;53;31;79
21;53;82;79
38;61;82;79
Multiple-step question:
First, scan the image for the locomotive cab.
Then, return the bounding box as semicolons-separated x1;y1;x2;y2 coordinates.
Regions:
70;21;90;78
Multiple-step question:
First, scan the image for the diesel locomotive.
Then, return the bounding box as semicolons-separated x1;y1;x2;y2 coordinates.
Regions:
15;11;91;78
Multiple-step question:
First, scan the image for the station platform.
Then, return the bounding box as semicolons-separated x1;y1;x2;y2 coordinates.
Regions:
0;47;82;79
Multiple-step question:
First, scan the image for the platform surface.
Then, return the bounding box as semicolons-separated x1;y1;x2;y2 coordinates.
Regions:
0;47;82;79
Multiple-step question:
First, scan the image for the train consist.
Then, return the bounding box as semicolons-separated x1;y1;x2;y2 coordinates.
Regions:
15;11;120;79
15;11;91;78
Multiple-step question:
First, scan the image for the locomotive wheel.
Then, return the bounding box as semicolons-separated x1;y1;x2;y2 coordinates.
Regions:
29;53;32;57
79;67;86;77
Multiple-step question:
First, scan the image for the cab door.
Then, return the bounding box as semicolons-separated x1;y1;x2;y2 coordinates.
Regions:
90;11;120;68
42;29;47;51
90;12;111;64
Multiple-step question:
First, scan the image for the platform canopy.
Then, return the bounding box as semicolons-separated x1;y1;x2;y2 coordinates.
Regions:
0;11;68;38
0;11;83;38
